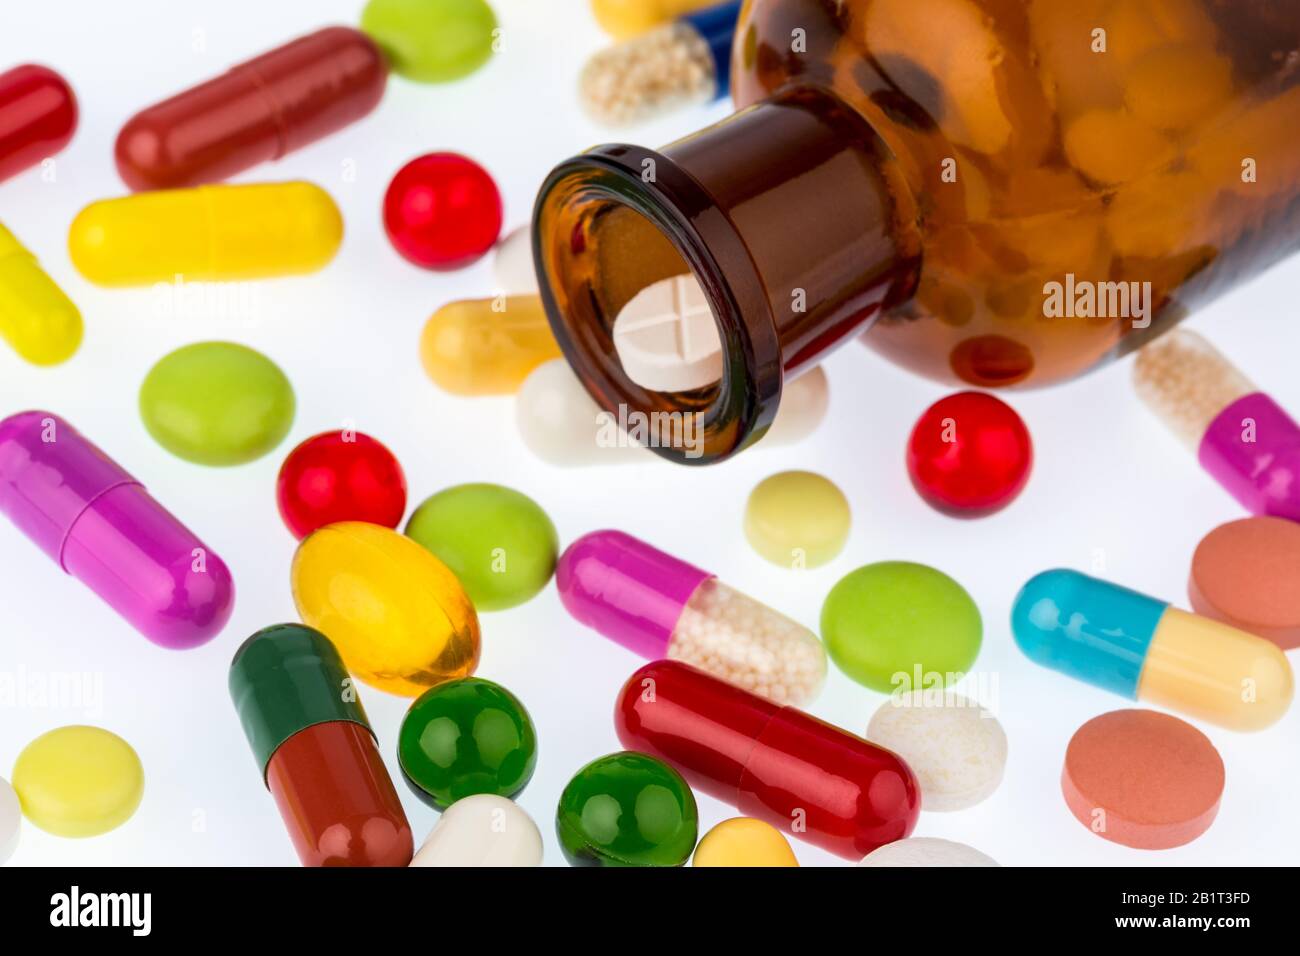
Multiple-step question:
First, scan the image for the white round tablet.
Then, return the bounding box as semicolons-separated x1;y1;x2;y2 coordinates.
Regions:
866;691;1007;811
0;776;20;864
858;838;999;867
492;226;539;296
410;794;543;867
612;273;722;392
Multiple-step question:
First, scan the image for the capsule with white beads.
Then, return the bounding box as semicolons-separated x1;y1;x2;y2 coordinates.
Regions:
557;529;826;704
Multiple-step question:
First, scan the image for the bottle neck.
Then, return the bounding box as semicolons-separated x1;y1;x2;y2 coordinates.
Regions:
533;86;919;464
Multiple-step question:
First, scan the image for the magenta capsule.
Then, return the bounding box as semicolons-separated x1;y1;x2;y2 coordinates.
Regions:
557;530;827;704
0;411;234;648
115;26;387;191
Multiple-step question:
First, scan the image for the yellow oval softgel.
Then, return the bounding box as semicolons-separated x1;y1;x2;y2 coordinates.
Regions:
68;181;343;286
693;817;799;867
12;726;143;837
0;222;82;365
420;294;561;395
292;521;481;696
744;470;851;569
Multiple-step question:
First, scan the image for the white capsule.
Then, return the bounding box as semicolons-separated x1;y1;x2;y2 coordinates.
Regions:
516;359;828;466
858;838;999;867
492;226;539;297
0;777;20;864
409;794;543;868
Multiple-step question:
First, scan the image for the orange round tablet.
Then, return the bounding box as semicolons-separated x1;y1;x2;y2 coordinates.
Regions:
1190;516;1300;650
1061;709;1224;850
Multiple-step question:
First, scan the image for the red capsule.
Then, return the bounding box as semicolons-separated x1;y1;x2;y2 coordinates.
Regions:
266;721;413;867
115;26;387;191
0;64;78;183
616;660;920;859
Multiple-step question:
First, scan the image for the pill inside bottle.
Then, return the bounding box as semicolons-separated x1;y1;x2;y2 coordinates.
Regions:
557;529;827;704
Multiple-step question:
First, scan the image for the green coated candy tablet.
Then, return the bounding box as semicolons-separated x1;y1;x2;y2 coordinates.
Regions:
820;562;982;692
139;342;295;466
399;678;537;810
556;752;698;867
405;483;558;611
361;0;498;84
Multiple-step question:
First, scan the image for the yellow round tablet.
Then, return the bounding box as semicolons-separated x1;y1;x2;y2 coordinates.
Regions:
692;817;799;867
12;726;144;837
744;471;850;569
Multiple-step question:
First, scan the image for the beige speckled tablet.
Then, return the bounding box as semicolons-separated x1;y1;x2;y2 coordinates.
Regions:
858;837;999;867
866;691;1007;811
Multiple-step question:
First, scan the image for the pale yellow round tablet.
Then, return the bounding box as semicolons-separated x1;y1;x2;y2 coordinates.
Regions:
11;726;144;837
866;691;1007;811
744;470;850;569
693;817;799;867
858;837;998;867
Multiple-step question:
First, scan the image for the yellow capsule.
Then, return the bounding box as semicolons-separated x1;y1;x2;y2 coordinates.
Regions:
292;521;481;697
420;294;561;395
68;181;343;286
1140;608;1294;733
590;0;720;39
0;222;82;365
11;726;144;837
693;818;799;867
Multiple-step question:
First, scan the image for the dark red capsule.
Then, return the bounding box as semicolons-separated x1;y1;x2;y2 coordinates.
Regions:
115;26;387;191
0;64;78;183
615;660;920;859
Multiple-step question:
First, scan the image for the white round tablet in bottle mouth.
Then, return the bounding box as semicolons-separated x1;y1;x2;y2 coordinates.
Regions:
611;272;723;393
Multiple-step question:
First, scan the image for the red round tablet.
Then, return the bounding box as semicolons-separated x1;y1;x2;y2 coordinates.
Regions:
906;391;1033;517
276;431;407;539
383;152;503;270
1190;516;1300;650
1062;709;1224;850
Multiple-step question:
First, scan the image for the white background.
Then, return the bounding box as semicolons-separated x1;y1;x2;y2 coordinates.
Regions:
1;0;1297;867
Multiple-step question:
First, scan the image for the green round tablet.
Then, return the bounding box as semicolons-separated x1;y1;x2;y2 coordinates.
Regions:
139;342;295;466
361;0;498;84
405;483;558;611
820;562;982;692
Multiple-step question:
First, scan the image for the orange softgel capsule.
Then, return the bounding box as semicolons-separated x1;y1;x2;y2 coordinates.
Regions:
291;522;480;696
1062;709;1224;850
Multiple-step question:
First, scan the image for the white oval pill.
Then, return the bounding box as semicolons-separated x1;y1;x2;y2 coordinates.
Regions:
517;359;828;467
1;776;20;864
492;226;538;296
410;794;543;867
858;838;999;867
866;691;1007;811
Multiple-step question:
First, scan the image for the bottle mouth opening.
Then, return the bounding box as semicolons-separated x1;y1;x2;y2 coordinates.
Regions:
531;144;782;465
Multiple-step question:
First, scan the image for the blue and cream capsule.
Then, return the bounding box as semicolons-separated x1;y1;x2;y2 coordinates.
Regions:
1012;569;1292;731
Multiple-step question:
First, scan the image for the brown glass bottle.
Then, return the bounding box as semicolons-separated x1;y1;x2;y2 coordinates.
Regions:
534;0;1300;464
